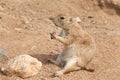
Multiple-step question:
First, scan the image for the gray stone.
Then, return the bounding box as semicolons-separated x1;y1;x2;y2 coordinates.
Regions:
0;49;8;62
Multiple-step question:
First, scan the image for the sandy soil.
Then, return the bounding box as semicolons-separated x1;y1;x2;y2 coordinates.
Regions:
0;0;120;80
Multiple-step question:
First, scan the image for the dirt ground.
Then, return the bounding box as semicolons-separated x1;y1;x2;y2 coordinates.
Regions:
0;0;120;80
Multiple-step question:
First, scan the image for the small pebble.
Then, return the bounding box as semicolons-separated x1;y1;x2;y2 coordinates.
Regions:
91;20;96;24
0;5;4;11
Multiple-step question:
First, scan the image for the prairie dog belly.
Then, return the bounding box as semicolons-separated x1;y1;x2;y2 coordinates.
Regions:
61;45;77;62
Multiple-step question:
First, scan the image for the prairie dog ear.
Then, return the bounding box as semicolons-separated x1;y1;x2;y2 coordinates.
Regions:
75;17;81;23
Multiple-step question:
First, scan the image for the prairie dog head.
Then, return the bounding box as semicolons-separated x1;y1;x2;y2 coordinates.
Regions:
49;14;81;30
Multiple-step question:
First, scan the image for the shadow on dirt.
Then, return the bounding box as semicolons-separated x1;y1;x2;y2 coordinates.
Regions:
31;53;58;64
31;53;95;72
97;0;120;16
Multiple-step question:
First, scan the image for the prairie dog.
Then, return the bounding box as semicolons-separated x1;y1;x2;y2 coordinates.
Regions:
48;14;96;77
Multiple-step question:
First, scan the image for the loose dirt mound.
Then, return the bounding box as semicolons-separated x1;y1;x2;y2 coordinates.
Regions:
0;0;120;80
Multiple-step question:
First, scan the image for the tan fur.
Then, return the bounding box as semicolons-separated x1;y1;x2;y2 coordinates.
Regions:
48;14;96;77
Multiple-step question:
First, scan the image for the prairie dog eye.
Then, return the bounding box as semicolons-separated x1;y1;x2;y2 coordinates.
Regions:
60;16;65;20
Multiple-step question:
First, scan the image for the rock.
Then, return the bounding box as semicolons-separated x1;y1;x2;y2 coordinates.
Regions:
14;28;22;31
91;20;96;24
111;0;120;6
1;54;42;79
0;49;8;62
75;17;81;23
20;16;30;24
0;5;4;11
